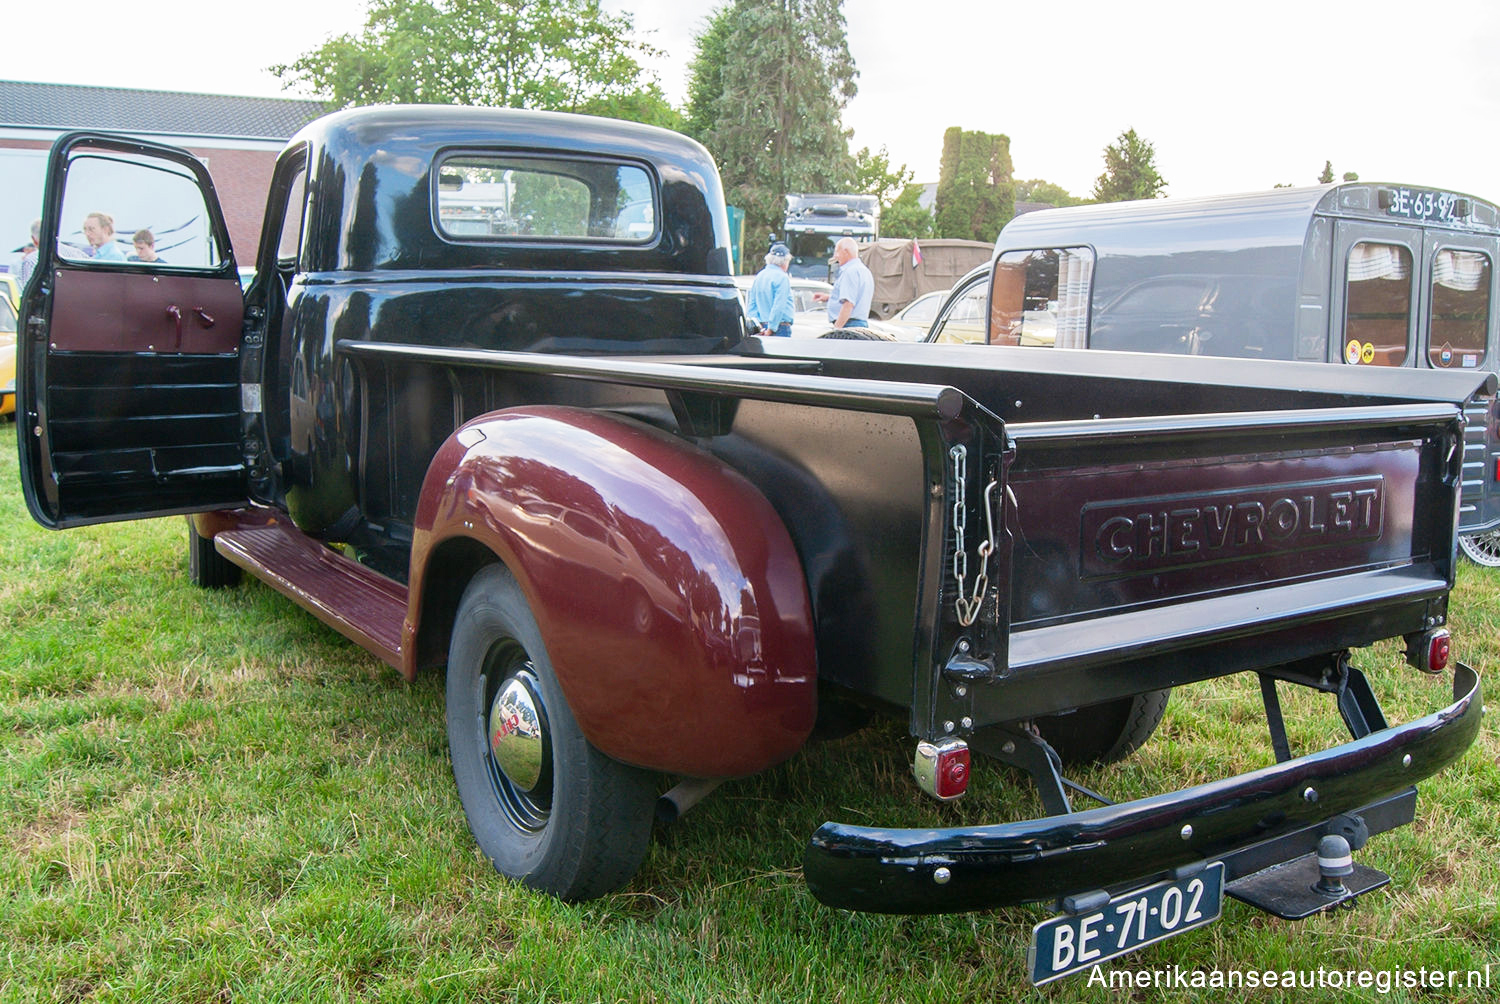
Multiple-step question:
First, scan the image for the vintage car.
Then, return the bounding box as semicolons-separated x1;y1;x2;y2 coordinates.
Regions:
15;108;1487;984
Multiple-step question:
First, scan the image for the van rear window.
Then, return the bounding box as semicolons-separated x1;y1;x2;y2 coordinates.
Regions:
1343;242;1412;366
991;247;1093;348
435;154;656;243
1429;249;1490;369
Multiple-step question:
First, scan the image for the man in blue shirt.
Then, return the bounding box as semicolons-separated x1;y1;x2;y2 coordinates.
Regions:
826;237;872;329
748;243;795;337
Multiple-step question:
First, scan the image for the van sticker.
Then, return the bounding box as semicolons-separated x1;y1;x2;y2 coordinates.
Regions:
1345;340;1362;364
1360;342;1376;364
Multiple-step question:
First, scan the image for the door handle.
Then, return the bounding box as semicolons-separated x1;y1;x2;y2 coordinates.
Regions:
193;307;215;328
165;304;182;343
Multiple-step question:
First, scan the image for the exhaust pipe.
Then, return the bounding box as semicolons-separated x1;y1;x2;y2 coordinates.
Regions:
656;778;725;824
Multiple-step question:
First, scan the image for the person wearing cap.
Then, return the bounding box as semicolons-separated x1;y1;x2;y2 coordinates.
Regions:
747;242;795;337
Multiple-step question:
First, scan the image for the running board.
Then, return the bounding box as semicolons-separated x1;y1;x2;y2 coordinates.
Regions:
214;523;407;669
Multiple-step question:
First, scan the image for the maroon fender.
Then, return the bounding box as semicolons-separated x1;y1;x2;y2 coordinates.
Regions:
406;406;818;778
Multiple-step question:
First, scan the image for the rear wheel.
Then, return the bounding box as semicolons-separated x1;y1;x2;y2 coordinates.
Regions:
446;564;655;900
1458;529;1500;567
186;517;240;588
1033;689;1170;766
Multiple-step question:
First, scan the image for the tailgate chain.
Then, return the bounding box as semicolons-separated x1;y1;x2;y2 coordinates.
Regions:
950;445;1000;627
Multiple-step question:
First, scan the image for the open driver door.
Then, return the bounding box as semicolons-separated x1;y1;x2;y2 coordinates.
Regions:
18;133;253;528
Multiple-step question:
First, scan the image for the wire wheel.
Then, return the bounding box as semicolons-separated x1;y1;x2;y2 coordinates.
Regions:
1459;529;1500;567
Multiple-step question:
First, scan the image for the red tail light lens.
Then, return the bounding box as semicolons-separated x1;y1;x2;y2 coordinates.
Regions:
936;746;970;798
914;738;970;801
1428;630;1451;673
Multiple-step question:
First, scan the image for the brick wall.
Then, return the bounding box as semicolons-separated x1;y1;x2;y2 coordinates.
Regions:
187;146;278;261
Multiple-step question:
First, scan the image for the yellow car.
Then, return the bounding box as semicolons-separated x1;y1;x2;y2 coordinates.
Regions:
0;293;16;417
0;273;19;308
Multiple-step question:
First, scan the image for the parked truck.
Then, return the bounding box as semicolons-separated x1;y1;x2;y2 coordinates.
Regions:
16;108;1486;983
781;192;879;280
923;184;1500;567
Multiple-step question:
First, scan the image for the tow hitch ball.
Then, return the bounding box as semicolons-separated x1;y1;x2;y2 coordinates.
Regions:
1226;828;1391;920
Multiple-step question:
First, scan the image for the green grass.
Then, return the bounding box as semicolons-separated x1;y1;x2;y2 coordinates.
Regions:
1;435;1497;1003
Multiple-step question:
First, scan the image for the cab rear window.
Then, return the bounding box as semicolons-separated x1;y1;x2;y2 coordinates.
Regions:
435;154;656;243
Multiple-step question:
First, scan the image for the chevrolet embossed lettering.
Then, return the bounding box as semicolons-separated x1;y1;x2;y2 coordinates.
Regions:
1081;476;1384;577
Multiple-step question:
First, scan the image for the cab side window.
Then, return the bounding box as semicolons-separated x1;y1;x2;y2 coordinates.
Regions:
1343;242;1412;366
56;152;224;269
1429;249;1490;368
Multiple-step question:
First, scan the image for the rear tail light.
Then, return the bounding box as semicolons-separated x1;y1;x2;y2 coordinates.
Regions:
1428;630;1452;673
1406;628;1451;674
914;738;970;801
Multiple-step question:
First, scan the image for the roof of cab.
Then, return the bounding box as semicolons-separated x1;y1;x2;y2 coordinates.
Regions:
285;105;733;276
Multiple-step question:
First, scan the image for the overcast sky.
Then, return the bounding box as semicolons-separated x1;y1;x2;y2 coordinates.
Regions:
8;0;1500;201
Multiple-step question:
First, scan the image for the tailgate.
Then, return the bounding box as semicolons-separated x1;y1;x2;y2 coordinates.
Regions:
997;402;1462;683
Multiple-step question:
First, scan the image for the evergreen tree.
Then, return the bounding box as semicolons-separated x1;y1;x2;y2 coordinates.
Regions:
684;0;858;249
933;127;1014;241
683;7;734;145
1091;128;1167;202
1319;160;1335;184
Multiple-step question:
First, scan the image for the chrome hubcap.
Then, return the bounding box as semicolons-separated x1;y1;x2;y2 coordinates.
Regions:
489;674;546;792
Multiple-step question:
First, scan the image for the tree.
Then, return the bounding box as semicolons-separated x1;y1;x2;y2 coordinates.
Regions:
1343;171;1359;182
1091;128;1167;202
932;127;1014;241
683;7;734;145
271;0;668;119
1319;160;1335;184
880;183;933;240
852;145;913;212
1015;178;1084;207
684;0;858;249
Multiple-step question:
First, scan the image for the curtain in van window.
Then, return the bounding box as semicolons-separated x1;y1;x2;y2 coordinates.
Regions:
1347;243;1410;282
1434;249;1487;292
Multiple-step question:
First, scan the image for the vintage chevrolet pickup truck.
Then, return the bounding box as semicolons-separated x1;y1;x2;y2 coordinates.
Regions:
15;107;1488;982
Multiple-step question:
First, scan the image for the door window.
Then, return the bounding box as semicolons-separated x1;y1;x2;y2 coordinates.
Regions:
1429;248;1490;368
55;152;225;268
1342;242;1412;366
275;166;307;268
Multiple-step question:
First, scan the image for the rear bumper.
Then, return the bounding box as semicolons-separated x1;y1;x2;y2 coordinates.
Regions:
804;663;1481;913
